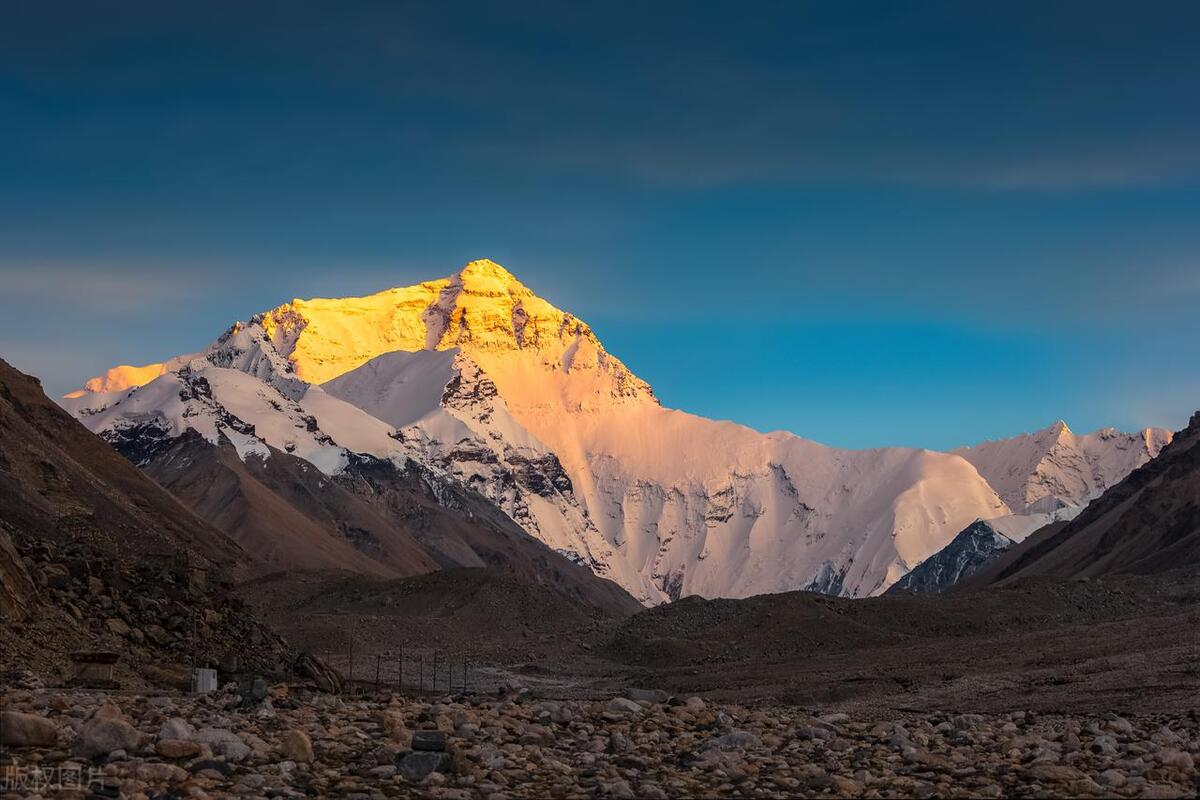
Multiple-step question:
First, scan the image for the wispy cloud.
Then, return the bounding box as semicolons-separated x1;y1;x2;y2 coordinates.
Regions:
0;263;203;314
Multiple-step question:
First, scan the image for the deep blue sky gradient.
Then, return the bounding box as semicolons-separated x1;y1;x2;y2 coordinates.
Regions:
1;1;1197;448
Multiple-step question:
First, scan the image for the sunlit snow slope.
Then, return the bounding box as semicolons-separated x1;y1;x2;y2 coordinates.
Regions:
64;260;1170;603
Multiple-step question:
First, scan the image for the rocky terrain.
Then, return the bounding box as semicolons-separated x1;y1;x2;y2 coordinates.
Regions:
0;357;310;688
2;685;1198;799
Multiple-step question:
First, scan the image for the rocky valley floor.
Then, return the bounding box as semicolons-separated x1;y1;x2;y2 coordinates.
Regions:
2;684;1199;799
244;568;1200;714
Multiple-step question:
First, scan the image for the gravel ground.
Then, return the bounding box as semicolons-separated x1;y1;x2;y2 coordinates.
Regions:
2;685;1199;799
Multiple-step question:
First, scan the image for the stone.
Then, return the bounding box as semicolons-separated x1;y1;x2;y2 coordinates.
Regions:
156;739;201;759
1069;777;1105;795
1099;769;1128;787
279;729;314;763
703;730;761;751
188;758;235;777
136;762;188;782
74;717;141;759
219;739;252;762
601;779;635;799
91;702;123;720
157;717;195;741
830;775;864;794
1159;750;1194;770
1106;717;1134;735
605;697;643;715
1025;763;1083;783
412;730;448;752
104;618;130;637
624;688;669;704
398;750;450;781
0;711;58;747
195;727;241;747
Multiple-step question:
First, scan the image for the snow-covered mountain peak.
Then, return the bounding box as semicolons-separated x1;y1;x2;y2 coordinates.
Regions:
954;420;1172;514
1044;419;1072;438
59;258;1172;605
71;260;656;412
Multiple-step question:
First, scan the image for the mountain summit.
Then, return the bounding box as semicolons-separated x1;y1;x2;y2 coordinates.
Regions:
63;260;1169;603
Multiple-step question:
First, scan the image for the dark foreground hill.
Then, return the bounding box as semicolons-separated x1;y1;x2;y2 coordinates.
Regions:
0;358;301;685
1;355;636;688
117;412;640;620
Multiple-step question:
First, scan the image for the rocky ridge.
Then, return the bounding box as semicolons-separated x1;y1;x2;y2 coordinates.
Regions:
887;521;1016;594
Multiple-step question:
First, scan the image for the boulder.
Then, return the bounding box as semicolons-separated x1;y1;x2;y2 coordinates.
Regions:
156;739;201;759
605;697;643;715
398;750;450;781
135;763;188;782
412;730;448;752
104;618;130;637
279;729;314;763
703;730;761;751
0;711;58;747
157;717;195;741
75;717;141;759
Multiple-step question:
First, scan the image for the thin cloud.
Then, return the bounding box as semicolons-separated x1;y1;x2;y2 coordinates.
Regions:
0;264;202;314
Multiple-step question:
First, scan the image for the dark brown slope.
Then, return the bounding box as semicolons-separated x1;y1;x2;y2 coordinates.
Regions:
0;358;243;570
132;429;641;618
140;431;435;577
587;571;1199;714
245;566;635;668
0;358;295;684
968;410;1200;587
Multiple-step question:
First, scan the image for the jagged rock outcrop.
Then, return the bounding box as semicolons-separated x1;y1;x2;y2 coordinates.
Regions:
0;528;38;621
887;521;1014;594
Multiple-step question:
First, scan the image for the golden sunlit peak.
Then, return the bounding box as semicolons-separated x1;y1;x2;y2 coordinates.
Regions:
458;258;514;278
453;258;525;288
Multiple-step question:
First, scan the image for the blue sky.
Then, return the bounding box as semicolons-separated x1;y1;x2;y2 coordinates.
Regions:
1;1;1198;449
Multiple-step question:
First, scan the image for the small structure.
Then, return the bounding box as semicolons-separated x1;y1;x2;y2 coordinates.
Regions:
69;651;119;688
191;667;218;694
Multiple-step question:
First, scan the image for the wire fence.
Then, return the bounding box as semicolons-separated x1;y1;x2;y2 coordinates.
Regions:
318;646;476;696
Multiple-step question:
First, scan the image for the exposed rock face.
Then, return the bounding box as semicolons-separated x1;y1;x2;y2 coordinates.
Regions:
888;521;1015;594
0;529;37;621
